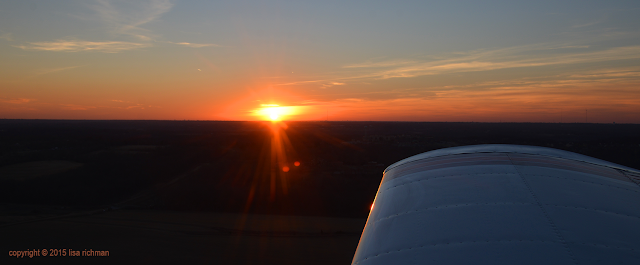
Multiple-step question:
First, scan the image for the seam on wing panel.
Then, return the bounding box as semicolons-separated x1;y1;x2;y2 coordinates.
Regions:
371;202;533;223
523;174;640;193
352;239;564;264
619;170;640;189
544;204;640;220
383;157;512;183
384;152;507;173
570;241;640;252
381;172;515;193
508;154;578;265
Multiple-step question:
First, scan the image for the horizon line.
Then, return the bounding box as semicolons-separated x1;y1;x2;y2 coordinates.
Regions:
0;119;636;124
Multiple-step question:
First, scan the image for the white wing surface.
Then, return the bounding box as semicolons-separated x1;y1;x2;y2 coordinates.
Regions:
352;144;640;265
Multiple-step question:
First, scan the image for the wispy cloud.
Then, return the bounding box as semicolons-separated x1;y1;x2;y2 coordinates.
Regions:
15;40;148;53
109;99;152;109
273;43;640;103
16;1;215;53
321;82;345;88
355;45;640;79
276;79;326;86
571;17;606;29
434;68;640;93
568;67;640;79
61;104;97;110
0;32;13;41
298;65;640;108
0;98;34;104
88;0;173;40
124;105;144;109
343;59;417;68
173;42;221;48
549;45;590;49
14;0;174;54
91;0;222;49
35;66;83;76
314;78;640;122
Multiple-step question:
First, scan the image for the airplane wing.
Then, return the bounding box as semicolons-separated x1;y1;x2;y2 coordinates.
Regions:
352;144;640;265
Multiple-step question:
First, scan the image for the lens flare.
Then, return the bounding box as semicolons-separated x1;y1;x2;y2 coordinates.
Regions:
240;103;302;206
294;161;300;166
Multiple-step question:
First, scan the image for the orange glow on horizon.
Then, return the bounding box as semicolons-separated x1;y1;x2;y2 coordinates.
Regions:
253;104;304;121
218;88;332;121
211;82;640;123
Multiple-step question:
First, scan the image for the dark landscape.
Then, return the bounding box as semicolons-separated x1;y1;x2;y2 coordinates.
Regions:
2;120;640;264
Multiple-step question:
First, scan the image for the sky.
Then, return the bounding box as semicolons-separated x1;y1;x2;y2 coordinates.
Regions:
1;0;640;122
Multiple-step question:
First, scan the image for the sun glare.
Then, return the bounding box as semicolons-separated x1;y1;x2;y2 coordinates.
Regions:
254;104;301;121
266;107;280;121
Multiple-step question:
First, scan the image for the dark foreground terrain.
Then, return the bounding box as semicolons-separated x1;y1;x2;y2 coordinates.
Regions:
1;120;639;264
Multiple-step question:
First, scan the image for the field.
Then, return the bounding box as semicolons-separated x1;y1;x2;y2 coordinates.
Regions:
1;120;640;264
0;160;82;181
1;210;363;264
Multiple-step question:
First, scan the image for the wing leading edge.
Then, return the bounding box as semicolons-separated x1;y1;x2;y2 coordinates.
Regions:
352;144;640;265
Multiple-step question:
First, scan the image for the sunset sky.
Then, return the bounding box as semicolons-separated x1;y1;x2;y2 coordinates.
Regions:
1;0;640;122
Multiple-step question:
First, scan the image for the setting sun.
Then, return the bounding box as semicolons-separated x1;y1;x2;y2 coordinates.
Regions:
252;104;304;121
267;107;280;121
